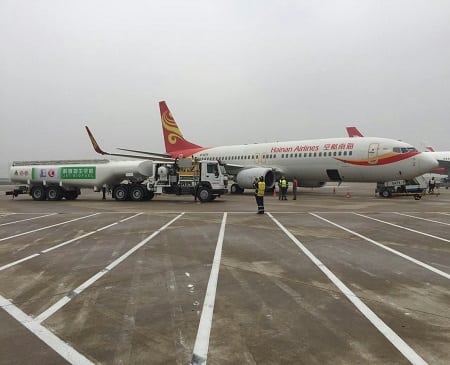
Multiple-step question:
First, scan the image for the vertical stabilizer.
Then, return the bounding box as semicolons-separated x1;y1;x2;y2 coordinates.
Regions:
346;126;364;137
159;101;202;154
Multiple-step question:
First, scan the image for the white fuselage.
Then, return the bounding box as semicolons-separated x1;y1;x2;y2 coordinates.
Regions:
192;137;438;183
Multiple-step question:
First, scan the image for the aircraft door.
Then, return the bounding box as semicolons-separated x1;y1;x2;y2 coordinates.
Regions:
256;153;266;164
368;143;379;165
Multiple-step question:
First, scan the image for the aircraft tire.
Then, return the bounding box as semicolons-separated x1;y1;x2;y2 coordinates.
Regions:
231;184;244;194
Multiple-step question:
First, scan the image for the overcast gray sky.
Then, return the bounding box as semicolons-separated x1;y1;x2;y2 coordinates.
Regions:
1;0;449;177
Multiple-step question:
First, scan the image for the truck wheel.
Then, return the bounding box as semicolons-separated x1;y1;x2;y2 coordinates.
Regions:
65;191;79;200
130;185;145;201
113;185;129;201
381;189;391;198
31;186;46;201
230;184;239;194
143;191;154;201
197;187;211;202
47;186;63;201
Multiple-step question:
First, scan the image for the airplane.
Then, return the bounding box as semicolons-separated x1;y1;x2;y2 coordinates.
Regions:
85;102;438;194
346;126;449;176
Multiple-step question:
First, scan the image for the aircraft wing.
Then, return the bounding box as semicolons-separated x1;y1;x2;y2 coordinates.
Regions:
85;126;174;162
116;148;171;158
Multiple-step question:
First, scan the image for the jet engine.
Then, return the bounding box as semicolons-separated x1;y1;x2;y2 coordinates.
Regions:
235;168;275;190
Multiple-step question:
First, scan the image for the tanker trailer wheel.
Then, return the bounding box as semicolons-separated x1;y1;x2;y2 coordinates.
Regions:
46;186;63;201
113;185;129;201
31;186;46;201
130;185;145;201
197;186;212;202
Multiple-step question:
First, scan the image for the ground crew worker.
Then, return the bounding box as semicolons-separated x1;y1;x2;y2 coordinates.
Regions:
292;177;298;200
278;178;282;200
428;177;436;193
255;176;266;214
280;176;288;200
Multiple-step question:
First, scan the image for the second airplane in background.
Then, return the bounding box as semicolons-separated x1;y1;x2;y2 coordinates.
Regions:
86;102;438;193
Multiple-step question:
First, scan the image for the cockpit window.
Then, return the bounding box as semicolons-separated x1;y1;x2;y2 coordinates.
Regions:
393;147;418;153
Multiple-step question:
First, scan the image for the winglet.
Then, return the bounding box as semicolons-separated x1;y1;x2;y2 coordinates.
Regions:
346;126;364;137
85;126;106;155
159;101;202;154
425;146;436;152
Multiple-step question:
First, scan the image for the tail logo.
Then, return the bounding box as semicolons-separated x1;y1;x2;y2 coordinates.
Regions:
162;110;183;145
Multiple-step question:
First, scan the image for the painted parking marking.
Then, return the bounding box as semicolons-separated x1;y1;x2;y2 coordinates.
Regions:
0;213;143;272
0;213;100;242
268;213;428;365
34;213;184;323
191;213;227;365
310;213;450;280
393;212;450;226
354;213;450;244
0;295;93;365
0;213;57;227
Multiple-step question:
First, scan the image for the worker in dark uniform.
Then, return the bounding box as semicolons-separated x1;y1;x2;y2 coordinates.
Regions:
255;176;266;214
292;177;298;200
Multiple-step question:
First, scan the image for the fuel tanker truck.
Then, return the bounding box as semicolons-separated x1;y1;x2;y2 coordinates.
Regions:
6;158;228;202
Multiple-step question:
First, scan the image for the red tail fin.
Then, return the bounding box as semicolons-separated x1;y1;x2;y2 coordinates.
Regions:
425;146;436;152
159;101;202;154
346;126;364;137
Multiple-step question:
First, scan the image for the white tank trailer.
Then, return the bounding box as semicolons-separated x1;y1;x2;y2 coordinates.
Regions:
7;158;228;202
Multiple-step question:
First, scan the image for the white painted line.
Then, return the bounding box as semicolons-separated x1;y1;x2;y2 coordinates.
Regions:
191;213;227;365
354;213;450;244
310;213;449;280
0;213;100;242
0;295;93;365
268;213;428;365
0;213;57;227
35;213;184;323
0;213;143;272
393;212;450;226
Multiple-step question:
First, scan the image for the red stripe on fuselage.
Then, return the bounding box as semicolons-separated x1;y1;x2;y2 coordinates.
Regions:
335;151;421;166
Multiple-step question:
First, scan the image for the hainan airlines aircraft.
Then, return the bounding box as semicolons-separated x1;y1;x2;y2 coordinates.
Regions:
85;102;438;193
346;126;449;176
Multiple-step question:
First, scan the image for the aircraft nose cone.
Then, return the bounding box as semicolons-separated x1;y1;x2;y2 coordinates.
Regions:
419;152;439;172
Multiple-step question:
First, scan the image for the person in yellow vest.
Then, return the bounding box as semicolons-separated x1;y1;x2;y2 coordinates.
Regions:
255;176;266;214
280;176;288;200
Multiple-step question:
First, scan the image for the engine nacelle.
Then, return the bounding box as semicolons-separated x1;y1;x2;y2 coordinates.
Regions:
235;168;275;189
299;181;326;188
